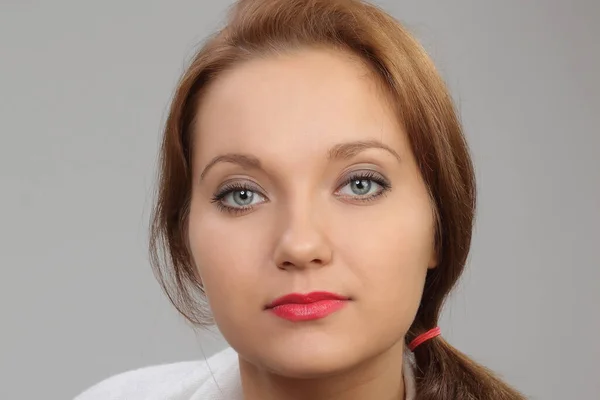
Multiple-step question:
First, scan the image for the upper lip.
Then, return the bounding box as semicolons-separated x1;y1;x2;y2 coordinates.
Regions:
266;291;349;308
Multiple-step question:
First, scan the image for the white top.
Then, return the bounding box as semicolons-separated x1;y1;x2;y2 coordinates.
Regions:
75;347;417;400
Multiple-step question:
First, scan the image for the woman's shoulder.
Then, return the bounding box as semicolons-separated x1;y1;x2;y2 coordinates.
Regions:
74;347;241;400
74;360;207;400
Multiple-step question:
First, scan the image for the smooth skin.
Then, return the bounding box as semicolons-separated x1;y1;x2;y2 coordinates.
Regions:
188;47;438;400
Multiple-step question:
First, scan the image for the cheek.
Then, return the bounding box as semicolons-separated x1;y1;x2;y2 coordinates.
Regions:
335;198;434;329
187;205;270;326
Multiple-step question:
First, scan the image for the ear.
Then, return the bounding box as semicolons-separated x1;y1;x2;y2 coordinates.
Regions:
427;252;438;269
426;200;440;269
427;235;440;269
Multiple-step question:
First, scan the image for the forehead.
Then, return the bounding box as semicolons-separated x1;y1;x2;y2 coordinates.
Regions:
193;48;405;162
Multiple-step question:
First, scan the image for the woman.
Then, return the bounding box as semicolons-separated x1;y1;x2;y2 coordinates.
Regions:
77;0;526;398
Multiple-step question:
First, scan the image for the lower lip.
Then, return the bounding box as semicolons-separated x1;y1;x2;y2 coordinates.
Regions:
269;300;347;322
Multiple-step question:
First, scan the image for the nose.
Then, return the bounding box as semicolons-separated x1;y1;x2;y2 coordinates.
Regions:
273;205;333;271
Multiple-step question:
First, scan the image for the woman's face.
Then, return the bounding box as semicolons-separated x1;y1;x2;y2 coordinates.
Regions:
189;48;437;377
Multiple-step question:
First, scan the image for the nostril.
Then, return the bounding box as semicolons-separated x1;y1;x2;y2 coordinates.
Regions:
279;259;323;269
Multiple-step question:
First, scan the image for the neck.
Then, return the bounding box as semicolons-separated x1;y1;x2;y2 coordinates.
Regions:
238;341;406;400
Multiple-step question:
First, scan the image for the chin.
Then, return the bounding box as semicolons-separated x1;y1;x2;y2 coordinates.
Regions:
248;330;368;379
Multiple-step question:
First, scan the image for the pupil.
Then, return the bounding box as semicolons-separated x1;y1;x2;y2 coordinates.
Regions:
234;190;253;205
352;179;371;194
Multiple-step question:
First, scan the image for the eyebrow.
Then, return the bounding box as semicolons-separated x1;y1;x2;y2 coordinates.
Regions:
199;140;401;180
327;140;401;163
200;153;261;180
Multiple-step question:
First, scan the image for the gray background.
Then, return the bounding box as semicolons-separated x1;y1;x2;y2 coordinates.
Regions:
1;0;598;399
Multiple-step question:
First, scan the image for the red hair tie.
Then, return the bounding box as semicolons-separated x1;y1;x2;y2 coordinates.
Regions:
408;327;441;351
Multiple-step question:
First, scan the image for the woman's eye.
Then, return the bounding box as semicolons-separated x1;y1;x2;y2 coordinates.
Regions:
337;175;389;198
339;179;380;196
221;189;266;208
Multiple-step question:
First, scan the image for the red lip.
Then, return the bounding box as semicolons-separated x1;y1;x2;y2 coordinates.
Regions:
266;291;349;322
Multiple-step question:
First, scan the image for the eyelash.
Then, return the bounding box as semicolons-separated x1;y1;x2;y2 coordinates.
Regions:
340;170;392;201
210;182;261;216
210;171;392;215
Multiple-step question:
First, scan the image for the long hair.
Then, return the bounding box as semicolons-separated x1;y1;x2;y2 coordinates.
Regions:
150;0;525;398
